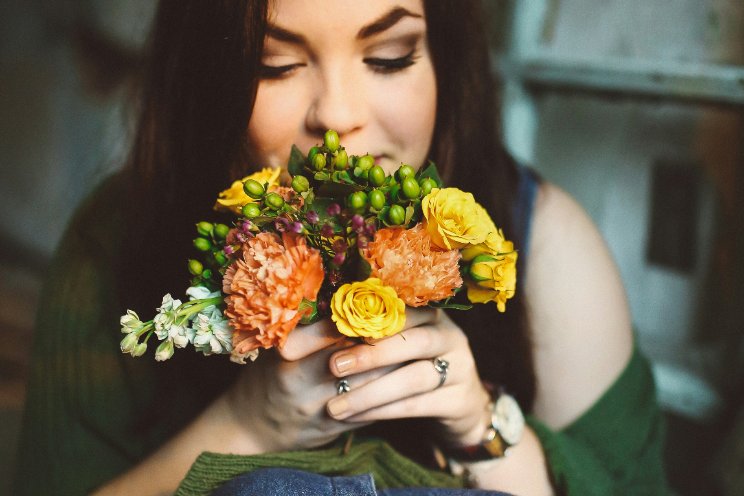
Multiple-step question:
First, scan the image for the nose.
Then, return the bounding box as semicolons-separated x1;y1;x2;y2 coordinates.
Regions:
305;67;366;142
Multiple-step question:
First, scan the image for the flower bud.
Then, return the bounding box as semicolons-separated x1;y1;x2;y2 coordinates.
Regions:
274;217;289;232
368;165;385;187
132;342;148;357
265;192;285;210
401;177;420;199
468;254;497;282
243;179;265;199
213;223;230;240
348;191;367;210
202;269;213;279
351;214;365;232
326;203;341;216
213;251;228;265
120;332;139;354
312;152;327;171
324;129;340;152
155;340;175;361
388;204;405;225
396;164;415;181
188;259;204;275
196;221;213;237
306;210;319;224
242;203;261;218
291;175;310;193
321;223;334;237
193;237;212;252
308;146;321;165
420;177;436;196
333;149;348;170
332;252;346;265
357;154;375;171
369;189;386;210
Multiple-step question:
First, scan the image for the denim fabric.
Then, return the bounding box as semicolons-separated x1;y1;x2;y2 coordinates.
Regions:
212;468;513;496
212;468;377;496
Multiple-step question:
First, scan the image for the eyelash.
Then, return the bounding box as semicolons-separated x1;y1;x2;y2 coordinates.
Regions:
364;48;419;74
259;63;304;80
259;48;419;80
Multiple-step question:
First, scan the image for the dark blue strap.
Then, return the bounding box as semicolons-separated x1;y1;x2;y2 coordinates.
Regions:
512;166;541;279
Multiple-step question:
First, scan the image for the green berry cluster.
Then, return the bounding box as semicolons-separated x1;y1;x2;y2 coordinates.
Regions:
290;130;441;228
190;221;232;288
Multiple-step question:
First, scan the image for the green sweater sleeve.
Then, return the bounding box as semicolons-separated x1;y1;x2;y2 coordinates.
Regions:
528;346;671;496
12;175;145;495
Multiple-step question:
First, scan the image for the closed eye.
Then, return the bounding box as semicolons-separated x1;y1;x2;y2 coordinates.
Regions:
260;63;305;80
364;48;419;74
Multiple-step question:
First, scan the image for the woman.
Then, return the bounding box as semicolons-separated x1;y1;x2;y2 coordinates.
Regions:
14;1;669;495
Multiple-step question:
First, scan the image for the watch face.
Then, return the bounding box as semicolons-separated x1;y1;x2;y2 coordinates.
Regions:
492;394;525;446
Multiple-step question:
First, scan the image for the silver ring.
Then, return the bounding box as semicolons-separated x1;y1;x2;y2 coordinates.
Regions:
336;378;351;395
432;357;449;389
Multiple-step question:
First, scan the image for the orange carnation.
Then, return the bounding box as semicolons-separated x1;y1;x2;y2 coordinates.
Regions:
223;232;324;361
362;223;462;307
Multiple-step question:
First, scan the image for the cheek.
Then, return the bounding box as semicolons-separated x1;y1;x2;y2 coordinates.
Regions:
248;84;307;167
375;70;437;165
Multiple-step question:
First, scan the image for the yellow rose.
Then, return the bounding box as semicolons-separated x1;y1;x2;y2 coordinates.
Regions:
422;188;494;250
461;229;508;262
465;242;517;312
331;278;406;339
214;167;281;214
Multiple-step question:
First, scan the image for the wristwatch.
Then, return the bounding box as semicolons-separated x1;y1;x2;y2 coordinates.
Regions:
443;392;525;462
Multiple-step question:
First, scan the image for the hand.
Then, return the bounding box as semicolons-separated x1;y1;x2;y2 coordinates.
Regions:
225;318;361;453
324;308;492;447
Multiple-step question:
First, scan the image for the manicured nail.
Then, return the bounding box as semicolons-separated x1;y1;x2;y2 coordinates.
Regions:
328;398;348;417
334;354;356;373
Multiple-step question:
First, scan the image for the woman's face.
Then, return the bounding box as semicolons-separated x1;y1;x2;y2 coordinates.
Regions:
248;0;437;174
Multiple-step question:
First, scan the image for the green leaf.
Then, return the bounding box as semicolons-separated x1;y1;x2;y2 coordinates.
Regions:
428;301;473;311
357;255;372;280
288;145;306;177
298;298;321;324
404;205;415;226
416;161;443;187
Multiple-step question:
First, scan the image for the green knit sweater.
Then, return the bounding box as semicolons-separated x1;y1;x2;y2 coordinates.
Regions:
13;175;671;495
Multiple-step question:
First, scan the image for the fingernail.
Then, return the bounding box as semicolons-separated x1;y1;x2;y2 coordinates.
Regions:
328;398;348;417
334;354;356;373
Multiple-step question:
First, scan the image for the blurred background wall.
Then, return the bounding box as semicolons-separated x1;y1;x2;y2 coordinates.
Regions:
1;1;743;495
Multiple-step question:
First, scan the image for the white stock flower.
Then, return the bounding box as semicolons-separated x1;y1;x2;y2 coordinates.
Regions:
154;294;182;334
155;340;175;361
120;332;139;354
186;285;221;301
152;293;192;350
120;310;142;334
193;309;232;356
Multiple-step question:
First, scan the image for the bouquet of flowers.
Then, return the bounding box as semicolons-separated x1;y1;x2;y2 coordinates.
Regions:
120;130;517;364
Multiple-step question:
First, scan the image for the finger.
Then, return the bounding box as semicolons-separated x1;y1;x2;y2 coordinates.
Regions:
344;386;459;423
330;324;460;377
278;318;349;361
364;308;440;346
327;358;452;420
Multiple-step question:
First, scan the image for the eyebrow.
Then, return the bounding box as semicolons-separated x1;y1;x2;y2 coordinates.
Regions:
356;7;423;40
265;7;424;45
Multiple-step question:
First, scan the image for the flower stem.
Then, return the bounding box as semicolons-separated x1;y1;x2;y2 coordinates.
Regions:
175;296;223;325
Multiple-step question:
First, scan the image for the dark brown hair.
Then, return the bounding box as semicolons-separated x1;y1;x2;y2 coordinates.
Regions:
118;0;535;435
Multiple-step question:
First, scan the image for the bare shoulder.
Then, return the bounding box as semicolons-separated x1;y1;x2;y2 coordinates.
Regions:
525;181;633;429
